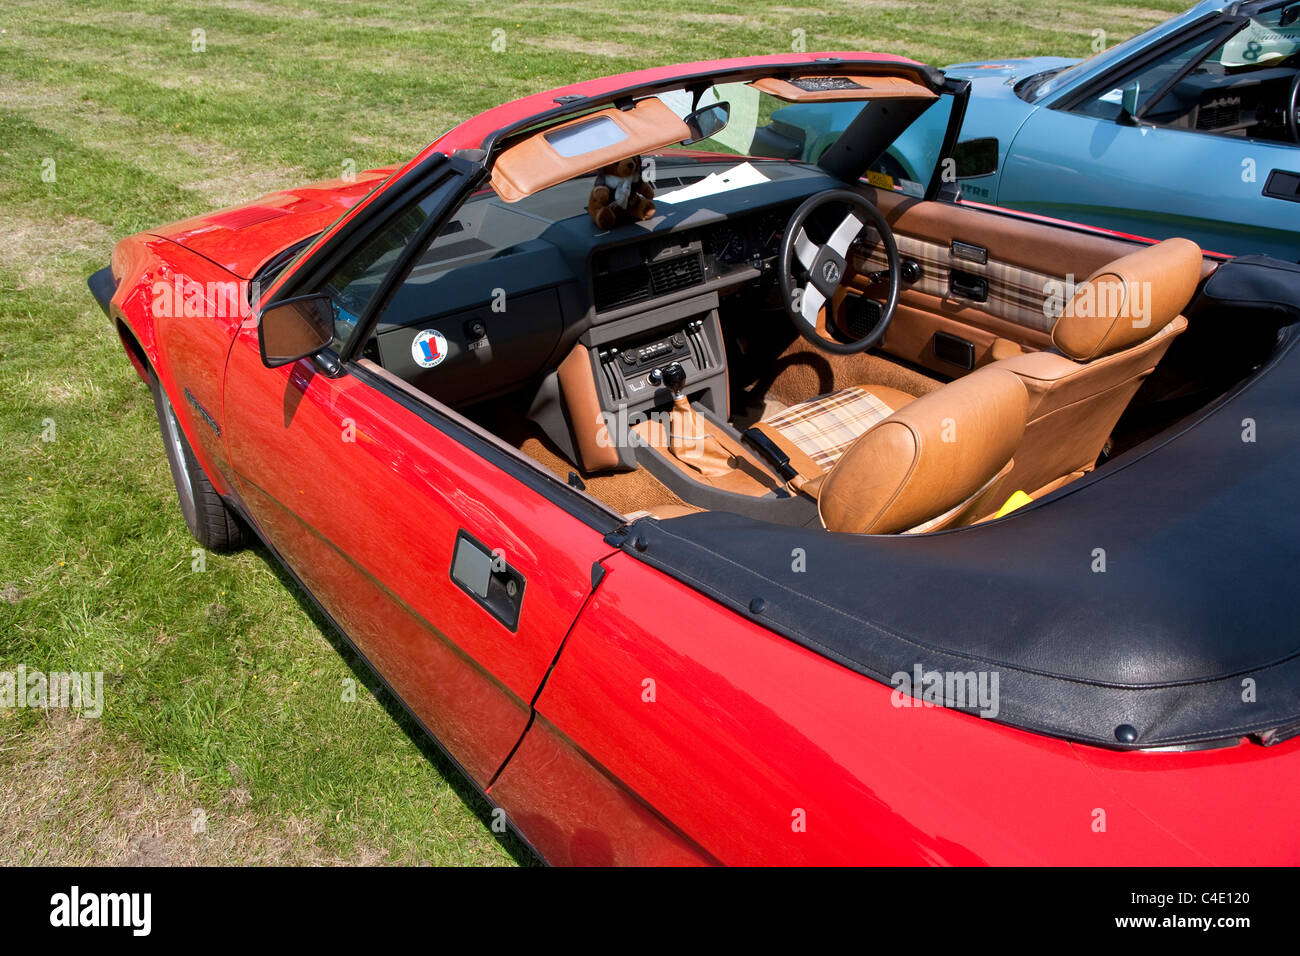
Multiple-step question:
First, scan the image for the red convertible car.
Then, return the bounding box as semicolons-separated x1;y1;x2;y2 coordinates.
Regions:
89;52;1300;865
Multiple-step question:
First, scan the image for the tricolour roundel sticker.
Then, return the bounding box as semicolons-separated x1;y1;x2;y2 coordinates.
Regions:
411;329;448;369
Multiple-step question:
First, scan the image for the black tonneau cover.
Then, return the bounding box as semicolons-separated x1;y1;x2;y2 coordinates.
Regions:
615;327;1300;750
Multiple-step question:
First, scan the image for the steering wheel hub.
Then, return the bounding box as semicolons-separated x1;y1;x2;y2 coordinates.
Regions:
819;258;842;288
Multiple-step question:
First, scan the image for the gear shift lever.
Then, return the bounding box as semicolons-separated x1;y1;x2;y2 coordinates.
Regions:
662;361;687;397
662;363;733;479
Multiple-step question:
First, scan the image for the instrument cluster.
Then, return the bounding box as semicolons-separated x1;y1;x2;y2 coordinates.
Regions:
704;210;790;270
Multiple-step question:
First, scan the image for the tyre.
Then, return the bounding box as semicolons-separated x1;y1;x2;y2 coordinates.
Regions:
150;377;246;552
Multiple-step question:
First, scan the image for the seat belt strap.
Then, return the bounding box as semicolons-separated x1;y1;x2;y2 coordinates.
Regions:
744;424;823;494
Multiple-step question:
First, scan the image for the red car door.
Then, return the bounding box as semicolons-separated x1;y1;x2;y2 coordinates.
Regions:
492;552;1204;865
221;333;613;785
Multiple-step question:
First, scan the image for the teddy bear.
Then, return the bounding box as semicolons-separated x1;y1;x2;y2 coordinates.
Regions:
587;156;655;229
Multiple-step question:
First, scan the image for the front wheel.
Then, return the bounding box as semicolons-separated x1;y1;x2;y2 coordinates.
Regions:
150;378;246;552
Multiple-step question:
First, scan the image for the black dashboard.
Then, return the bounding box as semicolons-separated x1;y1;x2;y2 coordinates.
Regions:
591;206;795;313
369;156;843;407
1150;65;1299;142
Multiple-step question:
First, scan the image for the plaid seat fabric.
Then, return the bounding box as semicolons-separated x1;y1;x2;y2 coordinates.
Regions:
761;386;898;470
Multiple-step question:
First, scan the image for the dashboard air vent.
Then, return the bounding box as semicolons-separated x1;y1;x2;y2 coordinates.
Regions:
1197;97;1241;131
594;251;704;312
593;266;653;311
648;252;703;296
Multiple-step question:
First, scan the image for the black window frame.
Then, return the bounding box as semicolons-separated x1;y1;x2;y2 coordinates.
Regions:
265;153;480;362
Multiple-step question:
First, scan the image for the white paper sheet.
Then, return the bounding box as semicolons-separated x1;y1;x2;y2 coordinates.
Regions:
655;161;770;204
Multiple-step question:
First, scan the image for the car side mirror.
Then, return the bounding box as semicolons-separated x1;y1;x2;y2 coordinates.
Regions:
682;102;730;145
952;137;999;179
1118;82;1142;124
258;294;334;368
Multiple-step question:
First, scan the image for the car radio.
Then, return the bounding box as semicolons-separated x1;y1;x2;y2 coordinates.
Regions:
596;318;715;401
618;329;692;373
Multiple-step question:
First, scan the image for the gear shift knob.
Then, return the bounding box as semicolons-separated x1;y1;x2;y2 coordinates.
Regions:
662;362;687;396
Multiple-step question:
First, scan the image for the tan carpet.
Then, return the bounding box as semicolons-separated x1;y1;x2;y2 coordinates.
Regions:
761;338;944;408
517;432;686;516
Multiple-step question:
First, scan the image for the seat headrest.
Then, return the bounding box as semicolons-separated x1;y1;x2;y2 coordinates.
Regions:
819;368;1028;535
1052;238;1202;362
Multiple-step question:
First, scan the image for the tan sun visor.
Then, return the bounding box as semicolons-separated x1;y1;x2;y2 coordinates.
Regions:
490;98;690;203
749;74;936;103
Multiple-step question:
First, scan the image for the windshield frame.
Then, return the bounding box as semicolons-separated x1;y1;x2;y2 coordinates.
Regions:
646;77;967;203
480;61;952;184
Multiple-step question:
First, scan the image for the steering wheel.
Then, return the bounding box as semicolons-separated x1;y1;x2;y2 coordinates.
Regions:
1288;71;1300;145
778;189;901;355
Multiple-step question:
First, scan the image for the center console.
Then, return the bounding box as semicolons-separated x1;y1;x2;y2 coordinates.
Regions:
581;292;729;470
533;286;819;526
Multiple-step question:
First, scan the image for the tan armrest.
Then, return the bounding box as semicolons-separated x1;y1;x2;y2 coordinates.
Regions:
990;338;1025;362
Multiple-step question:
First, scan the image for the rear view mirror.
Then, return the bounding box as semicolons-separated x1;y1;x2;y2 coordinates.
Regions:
682;102;730;145
258;294;334;368
952;138;999;179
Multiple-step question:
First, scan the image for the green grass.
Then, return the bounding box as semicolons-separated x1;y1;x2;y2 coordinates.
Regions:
0;0;1183;865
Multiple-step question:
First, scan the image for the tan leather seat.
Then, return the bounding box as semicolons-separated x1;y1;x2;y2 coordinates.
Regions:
819;367;1028;534
750;384;917;483
989;238;1202;498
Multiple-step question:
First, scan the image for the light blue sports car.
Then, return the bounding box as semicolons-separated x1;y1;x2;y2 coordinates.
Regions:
758;1;1300;260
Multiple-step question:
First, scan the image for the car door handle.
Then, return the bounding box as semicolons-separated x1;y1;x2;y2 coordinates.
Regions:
451;531;526;632
950;270;989;303
1262;170;1300;203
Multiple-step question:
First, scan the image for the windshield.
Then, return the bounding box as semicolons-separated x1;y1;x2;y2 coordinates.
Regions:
653;81;955;198
1018;13;1199;103
1212;5;1300;66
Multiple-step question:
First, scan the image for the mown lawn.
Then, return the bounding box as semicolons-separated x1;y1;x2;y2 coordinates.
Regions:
0;0;1185;865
